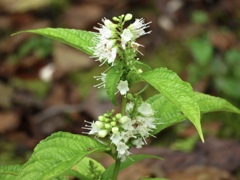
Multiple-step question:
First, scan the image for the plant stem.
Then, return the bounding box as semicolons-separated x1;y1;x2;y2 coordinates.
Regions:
121;97;127;115
112;158;121;180
111;97;127;179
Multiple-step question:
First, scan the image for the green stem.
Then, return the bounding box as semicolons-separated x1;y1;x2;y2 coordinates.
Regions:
121;97;127;115
111;97;127;179
112;158;121;180
135;83;149;96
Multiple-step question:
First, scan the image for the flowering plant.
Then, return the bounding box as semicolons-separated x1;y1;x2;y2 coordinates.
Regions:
1;14;240;180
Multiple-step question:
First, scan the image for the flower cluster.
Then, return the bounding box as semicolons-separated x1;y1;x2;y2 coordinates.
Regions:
84;101;156;161
92;14;151;91
92;14;151;67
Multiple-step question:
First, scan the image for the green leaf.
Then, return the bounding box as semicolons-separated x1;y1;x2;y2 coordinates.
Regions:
12;28;97;56
195;92;240;114
18;132;109;180
72;157;105;180
102;154;162;180
142;68;203;142
0;165;22;180
147;94;185;135
188;37;213;66
147;92;240;135
105;66;123;105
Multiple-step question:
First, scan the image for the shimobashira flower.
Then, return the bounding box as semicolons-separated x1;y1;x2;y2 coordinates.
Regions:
128;18;152;38
132;138;145;149
138;102;154;116
94;73;107;88
92;18;118;66
121;29;133;49
117;80;129;95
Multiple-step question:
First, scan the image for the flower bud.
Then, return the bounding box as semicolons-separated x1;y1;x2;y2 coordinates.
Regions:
95;121;103;128
104;117;110;122
111;121;116;126
125;14;133;21
119;116;131;124
98;130;108;138
112;127;119;133
105;123;111;129
115;113;122;119
127;94;134;100
137;69;143;74
98;115;104;121
113;16;119;21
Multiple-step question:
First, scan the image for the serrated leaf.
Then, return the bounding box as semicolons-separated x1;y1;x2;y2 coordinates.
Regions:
0;165;22;180
142;68;203;142
12;28;97;56
105;66;123;105
195;92;240;114
102;154;162;180
147;92;240;135
72;157;105;180
18;132;109;180
147;94;185;135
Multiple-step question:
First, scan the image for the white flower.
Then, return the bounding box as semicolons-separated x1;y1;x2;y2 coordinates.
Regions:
98;129;108;138
87;121;101;135
128;18;151;38
119;116;131;124
108;47;117;65
121;29;133;49
94;73;106;88
117;80;129;95
116;142;130;160
110;132;122;145
95;26;113;39
121;130;136;143
132;138;145;148
126;102;134;112
138;102;154;116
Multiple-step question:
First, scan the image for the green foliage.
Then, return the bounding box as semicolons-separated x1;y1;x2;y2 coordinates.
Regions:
188;36;213;66
8;36;52;64
147;92;240;135
10;78;49;98
105;66;123;105
0;165;22;180
142;68;203;141
102;154;162;180
12;28;97;56
16;132;109;180
6;15;240;180
191;10;209;24
72;157;105;180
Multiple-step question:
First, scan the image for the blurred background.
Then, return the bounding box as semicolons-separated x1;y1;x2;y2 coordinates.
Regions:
0;0;240;179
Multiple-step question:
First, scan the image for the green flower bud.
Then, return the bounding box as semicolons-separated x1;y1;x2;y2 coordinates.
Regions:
111;121;116;126
98;130;108;138
125;14;133;21
104;117;110;122
98;115;104;121
95;121;103;128
105;123;111;129
119;116;131;124
113;16;119;21
127;93;134;100
115;113;122;119
112;117;117;121
112;127;119;133
137;69;143;74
